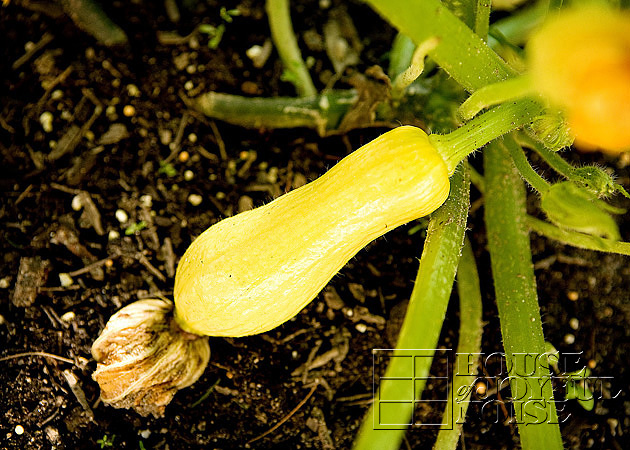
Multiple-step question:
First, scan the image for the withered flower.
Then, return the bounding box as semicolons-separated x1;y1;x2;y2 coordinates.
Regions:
91;298;210;417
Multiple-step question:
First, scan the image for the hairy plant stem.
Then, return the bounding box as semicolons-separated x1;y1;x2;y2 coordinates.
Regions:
352;166;470;450
484;140;563;450
433;238;483;450
527;216;630;255
431;99;543;174
502;133;550;193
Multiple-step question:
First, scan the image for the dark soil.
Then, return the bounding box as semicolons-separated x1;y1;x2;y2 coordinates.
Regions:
1;1;628;449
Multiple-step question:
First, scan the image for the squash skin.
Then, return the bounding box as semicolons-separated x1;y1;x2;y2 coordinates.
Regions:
173;126;450;337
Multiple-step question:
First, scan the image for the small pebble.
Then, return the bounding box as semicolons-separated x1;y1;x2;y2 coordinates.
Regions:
564;333;576;344
569;318;579;330
184;170;194;181
184;80;194;90
61;311;76;323
127;84;140;97
475;381;487;396
115;209;128;223
59;273;73;287
40;111;54;132
0;314;5;325
105;105;117;117
105;259;114;268
122;105;136;117
51;89;63;100
178;151;190;163
588;359;597;369
567;291;579;301
188;194;203;206
108;230;120;240
14;425;24;435
140;194;153;208
0;277;9;289
355;323;367;333
188;133;197;143
140;430;151;439
71;195;83;211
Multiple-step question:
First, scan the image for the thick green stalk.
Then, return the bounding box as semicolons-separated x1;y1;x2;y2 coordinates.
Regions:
433;238;483;450
484;140;563;450
474;0;491;40
366;0;516;92
353;166;470;450
430;99;543;174
265;0;317;97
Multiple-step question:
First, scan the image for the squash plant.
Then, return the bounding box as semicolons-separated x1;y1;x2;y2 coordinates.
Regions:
91;0;630;448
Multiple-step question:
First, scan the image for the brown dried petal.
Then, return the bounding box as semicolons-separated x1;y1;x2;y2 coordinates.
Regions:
92;298;210;417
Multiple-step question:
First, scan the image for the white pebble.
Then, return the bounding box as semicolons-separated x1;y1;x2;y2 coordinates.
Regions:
569;318;579;330
140;194;153;208
184;170;194;181
115;209;128;223
188;132;197;143
564;333;576;344
355;323;368;333
14;425;24;435
140;430;151;439
61;311;76;323
51;89;64;100
188;194;203;206
40;111;54;133
71;195;83;211
59;273;74;287
0;277;10;289
108;230;120;240
184;80;194;91
246;45;263;60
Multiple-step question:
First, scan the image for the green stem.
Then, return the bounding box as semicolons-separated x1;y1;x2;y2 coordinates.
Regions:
502;134;550;193
430;99;543;174
527;216;630;255
353;166;470;450
474;0;491;40
265;0;317;97
191;90;357;136
458;76;535;121
366;0;516;93
517;132;575;178
484;140;563;450
433;238;483;450
60;0;128;45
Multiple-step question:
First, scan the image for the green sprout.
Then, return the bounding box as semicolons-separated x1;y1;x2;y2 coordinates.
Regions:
97;434;115;448
198;7;241;49
125;221;147;236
